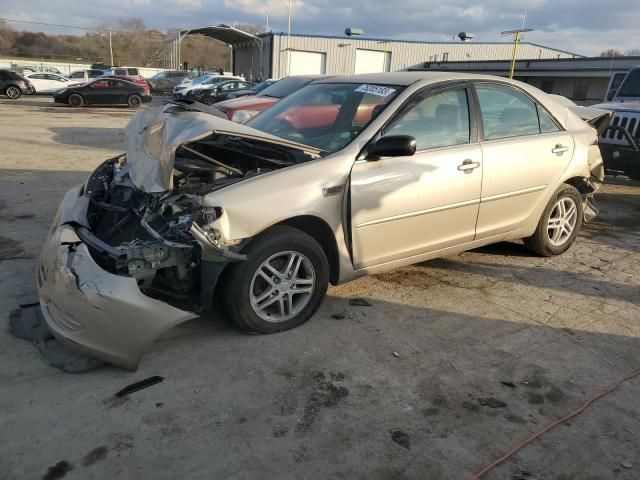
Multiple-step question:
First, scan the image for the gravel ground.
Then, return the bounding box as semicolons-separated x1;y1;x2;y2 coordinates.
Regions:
0;96;639;480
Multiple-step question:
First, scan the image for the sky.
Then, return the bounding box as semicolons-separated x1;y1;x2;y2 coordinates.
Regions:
2;0;639;56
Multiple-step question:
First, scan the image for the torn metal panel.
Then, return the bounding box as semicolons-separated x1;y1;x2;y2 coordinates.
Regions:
125;104;323;193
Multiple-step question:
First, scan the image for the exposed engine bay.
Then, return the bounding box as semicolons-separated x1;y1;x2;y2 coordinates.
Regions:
81;129;318;311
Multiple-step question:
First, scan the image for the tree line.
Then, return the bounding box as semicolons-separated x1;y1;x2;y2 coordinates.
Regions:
0;19;264;70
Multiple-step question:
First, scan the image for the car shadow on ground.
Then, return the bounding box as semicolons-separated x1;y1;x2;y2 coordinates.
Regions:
49;127;126;149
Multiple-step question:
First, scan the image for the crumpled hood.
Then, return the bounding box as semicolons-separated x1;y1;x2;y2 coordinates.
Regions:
125;104;316;193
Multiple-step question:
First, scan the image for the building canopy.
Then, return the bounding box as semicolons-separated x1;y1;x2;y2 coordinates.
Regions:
180;24;262;49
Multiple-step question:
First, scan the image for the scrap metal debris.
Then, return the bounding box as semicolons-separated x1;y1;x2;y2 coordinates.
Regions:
349;298;372;307
501;381;517;389
621;462;633;469
390;429;411;450
115;376;164;398
392;351;400;358
478;398;507;408
513;470;540;480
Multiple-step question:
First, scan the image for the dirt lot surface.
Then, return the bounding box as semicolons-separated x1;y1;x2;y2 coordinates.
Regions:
1;96;639;480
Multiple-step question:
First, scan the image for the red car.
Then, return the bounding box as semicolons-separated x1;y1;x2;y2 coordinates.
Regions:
100;75;150;95
213;75;324;123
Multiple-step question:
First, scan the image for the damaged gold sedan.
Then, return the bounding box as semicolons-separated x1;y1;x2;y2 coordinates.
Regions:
26;73;607;370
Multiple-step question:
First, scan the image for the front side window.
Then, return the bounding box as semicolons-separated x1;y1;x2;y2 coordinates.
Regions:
384;89;470;150
476;84;540;140
247;83;402;153
89;80;113;89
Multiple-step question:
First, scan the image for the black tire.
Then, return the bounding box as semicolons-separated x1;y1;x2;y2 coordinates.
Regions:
127;94;142;108
524;184;583;257
5;85;21;99
68;93;83;107
221;225;329;334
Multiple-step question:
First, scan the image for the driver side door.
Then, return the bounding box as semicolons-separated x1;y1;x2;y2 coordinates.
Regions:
350;85;483;269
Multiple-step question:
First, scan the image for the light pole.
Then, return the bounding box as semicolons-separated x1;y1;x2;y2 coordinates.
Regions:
501;28;533;79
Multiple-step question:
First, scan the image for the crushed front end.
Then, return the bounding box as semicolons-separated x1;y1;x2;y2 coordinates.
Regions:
30;104;320;370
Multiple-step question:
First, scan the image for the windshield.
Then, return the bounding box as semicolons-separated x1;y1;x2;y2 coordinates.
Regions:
247;82;402;153
617;69;640;97
258;77;314;99
251;80;273;92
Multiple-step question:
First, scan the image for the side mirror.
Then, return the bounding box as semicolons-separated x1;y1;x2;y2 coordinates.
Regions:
366;135;417;160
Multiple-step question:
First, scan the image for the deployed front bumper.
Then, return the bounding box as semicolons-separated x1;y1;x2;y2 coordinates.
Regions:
37;185;197;370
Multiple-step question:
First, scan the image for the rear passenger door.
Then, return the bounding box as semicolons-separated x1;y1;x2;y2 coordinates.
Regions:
473;82;575;239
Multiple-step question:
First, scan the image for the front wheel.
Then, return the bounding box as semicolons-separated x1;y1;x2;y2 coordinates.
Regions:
524;184;583;256
221;226;329;333
68;93;83;107
5;86;21;99
127;94;142;108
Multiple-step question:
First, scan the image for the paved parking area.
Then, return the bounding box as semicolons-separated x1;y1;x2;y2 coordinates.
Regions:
1;96;639;479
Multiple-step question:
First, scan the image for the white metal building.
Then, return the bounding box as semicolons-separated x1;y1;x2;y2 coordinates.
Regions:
234;32;581;80
166;26;581;81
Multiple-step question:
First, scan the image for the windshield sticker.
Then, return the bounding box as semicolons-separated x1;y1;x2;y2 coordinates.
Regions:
355;84;396;97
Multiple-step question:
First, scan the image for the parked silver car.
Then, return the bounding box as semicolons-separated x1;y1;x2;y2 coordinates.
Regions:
35;72;605;369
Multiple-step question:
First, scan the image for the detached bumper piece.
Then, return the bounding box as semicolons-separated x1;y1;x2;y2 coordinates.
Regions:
9;303;105;373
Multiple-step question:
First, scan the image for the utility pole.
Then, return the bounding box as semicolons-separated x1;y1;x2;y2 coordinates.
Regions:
502;28;533;79
109;27;114;66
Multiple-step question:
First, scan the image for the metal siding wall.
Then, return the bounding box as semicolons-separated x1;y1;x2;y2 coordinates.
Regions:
265;35;576;78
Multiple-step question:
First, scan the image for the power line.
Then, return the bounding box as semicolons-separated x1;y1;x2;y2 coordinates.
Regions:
0;17;108;32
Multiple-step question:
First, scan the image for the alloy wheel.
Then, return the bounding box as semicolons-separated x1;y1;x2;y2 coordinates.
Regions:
547;197;578;247
6;86;20;99
249;251;316;323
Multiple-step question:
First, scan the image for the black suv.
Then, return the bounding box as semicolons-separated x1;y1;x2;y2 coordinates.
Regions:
0;69;31;99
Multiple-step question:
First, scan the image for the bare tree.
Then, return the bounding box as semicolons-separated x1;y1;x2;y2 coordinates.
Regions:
600;48;623;57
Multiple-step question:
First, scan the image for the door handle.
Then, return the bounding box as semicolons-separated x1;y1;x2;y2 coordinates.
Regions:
457;159;481;173
552;144;569;155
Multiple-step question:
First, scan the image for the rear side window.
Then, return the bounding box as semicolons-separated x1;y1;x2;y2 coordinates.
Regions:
538;106;561;133
476;84;539;140
69;71;84;79
385;88;470;150
4;70;23;80
127;68;138;75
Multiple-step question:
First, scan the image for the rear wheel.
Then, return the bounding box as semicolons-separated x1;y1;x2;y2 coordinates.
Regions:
127;94;142;108
5;86;21;99
524;184;583;256
68;93;83;107
221;226;329;334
